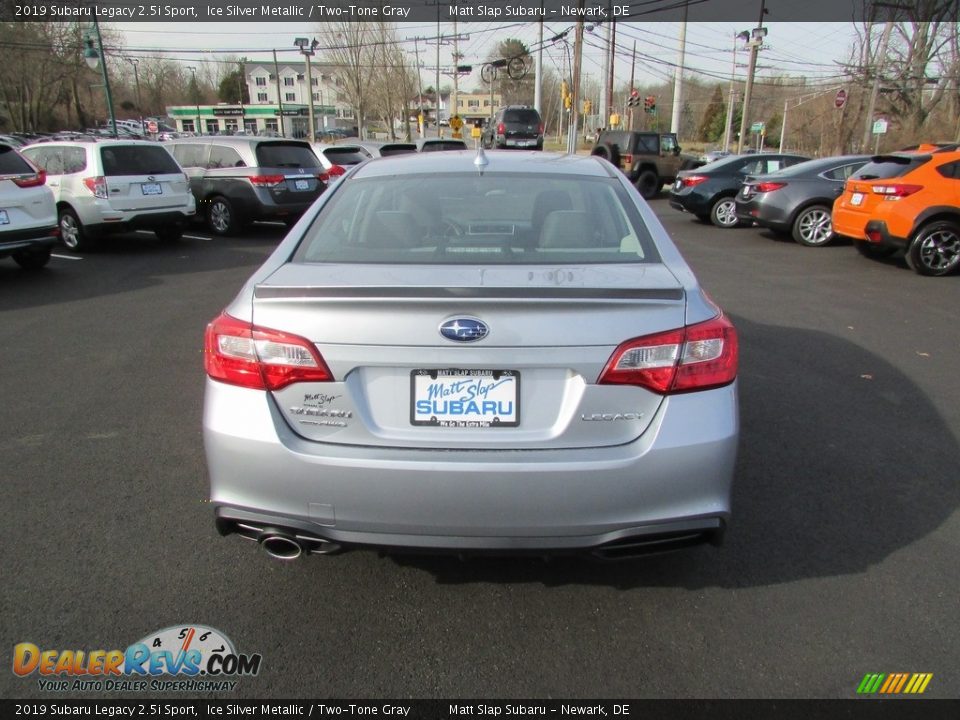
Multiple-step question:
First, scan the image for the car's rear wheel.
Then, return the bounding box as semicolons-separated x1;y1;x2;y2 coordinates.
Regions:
12;246;52;270
635;170;659;200
58;207;94;252
853;240;897;259
207;196;240;236
155;225;183;243
905;220;960;276
792;205;834;246
710;196;740;228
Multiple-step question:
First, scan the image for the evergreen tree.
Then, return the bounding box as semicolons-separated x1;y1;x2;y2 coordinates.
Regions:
697;85;727;142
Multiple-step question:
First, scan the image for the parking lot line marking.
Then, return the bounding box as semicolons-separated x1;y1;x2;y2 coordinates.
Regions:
51;253;82;261
184;234;210;241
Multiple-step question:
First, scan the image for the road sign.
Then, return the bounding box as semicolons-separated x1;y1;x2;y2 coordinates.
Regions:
872;119;888;135
750;121;765;134
147;120;158;134
835;89;847;109
450;115;463;131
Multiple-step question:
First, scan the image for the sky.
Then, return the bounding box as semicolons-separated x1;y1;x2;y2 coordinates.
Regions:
110;21;861;93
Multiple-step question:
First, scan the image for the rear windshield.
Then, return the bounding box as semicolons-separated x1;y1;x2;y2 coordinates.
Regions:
321;147;369;165
100;145;180;176
853;156;929;180
420;141;467;152
503;109;541;124
293;173;659;265
0;144;34;174
379;144;417;157
255;142;321;169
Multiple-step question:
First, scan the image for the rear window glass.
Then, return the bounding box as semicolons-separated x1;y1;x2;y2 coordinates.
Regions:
420;141;467;152
293;173;659;266
255;142;321;168
503;109;541;124
322;147;368;165
169;143;206;168
853;156;929;180
379;144;417;157
0;145;35;174
100;145;180;176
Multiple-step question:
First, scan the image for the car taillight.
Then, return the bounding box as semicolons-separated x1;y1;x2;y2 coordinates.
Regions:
680;175;708;188
326;164;346;177
597;314;738;394
754;181;787;193
871;184;922;198
204;312;333;391
497;122;505;134
249;175;285;187
622;153;634;166
82;176;108;198
12;169;46;188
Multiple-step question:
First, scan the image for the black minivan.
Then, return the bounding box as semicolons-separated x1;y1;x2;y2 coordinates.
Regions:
482;106;544;150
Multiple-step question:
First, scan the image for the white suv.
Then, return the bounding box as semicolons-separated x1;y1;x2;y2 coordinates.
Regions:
21;139;195;251
0;142;58;270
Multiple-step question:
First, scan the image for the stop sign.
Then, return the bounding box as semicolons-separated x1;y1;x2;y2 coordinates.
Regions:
147;120;159;133
835;89;847;109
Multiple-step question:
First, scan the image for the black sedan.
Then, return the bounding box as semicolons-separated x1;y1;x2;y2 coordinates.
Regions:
669;153;809;228
735;155;870;246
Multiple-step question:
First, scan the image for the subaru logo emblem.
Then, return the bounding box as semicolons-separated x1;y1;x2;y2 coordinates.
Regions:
439;317;488;342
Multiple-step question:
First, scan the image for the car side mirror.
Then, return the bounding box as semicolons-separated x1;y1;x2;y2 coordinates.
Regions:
673;146;681;156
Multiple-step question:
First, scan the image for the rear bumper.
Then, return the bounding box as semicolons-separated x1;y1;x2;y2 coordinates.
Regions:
0;225;58;256
863;220;909;250
87;209;194;234
203;378;739;553
735;199;790;231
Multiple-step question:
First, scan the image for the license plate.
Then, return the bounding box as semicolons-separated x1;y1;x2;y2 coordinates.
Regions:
0;209;8;225
850;192;864;206
141;183;162;195
411;369;520;427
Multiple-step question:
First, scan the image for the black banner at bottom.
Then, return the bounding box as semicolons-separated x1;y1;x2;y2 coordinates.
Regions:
3;700;960;720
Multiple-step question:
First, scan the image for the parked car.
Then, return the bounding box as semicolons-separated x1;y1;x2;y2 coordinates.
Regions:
669;153;810;228
735;155;870;246
313;143;373;178
833;148;960;276
481;106;544;150
417;138;468;152
203;151;739;560
21;138;195;251
164;136;327;235
0;142;58;270
352;141;418;158
591;130;685;199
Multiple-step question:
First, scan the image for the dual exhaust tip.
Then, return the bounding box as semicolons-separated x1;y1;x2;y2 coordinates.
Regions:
258;528;341;560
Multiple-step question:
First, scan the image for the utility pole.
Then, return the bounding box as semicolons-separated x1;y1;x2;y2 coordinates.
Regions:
607;18;617;128
410;38;425;137
627;40;636;131
534;17;543;114
723;31;748;153
599;17;609;133
273;49;285;137
736;0;767;154
567;16;584;155
452;20;460;123
670;4;688;135
861;21;894;151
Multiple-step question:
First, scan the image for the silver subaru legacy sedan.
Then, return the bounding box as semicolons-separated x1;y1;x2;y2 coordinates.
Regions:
203;150;739;561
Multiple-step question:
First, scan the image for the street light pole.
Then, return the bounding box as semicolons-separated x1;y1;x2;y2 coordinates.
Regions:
295;37;319;142
84;18;117;138
126;58;142;130
187;66;201;135
736;0;767;154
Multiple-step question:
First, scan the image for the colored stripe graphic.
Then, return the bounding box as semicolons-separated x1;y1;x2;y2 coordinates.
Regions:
857;673;932;694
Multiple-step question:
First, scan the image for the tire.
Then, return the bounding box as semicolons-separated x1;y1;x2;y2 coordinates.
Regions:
792;205;834;246
853;240;897;259
207;196;240;236
58;207;94;252
155;225;183;243
905;220;960;276
12;246;52;270
710;196;740;228
635;170;659;200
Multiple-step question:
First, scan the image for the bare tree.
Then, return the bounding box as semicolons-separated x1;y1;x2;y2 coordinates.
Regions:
319;21;378;137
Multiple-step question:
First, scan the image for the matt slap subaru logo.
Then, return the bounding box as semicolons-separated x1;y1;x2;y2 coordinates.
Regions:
440;317;489;342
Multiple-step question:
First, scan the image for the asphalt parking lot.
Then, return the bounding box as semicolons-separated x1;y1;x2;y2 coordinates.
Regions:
2;201;958;700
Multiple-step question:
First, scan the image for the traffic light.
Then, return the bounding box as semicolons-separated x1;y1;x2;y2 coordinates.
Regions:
644;95;656;114
564;95;572;110
582;100;592;114
628;93;640;108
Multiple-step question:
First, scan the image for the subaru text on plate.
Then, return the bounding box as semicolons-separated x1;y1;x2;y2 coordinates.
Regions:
203;150;739;560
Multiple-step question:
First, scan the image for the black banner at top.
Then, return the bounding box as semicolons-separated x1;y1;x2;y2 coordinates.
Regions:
1;0;958;23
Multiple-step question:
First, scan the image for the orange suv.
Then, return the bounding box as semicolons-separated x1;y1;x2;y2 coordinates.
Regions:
833;146;960;276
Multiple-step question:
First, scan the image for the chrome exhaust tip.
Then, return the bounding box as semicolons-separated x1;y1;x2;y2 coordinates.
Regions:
259;531;303;561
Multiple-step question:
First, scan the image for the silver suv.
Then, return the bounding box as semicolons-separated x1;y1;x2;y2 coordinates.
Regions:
164;137;327;235
21;139;195;251
0;142;58;270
